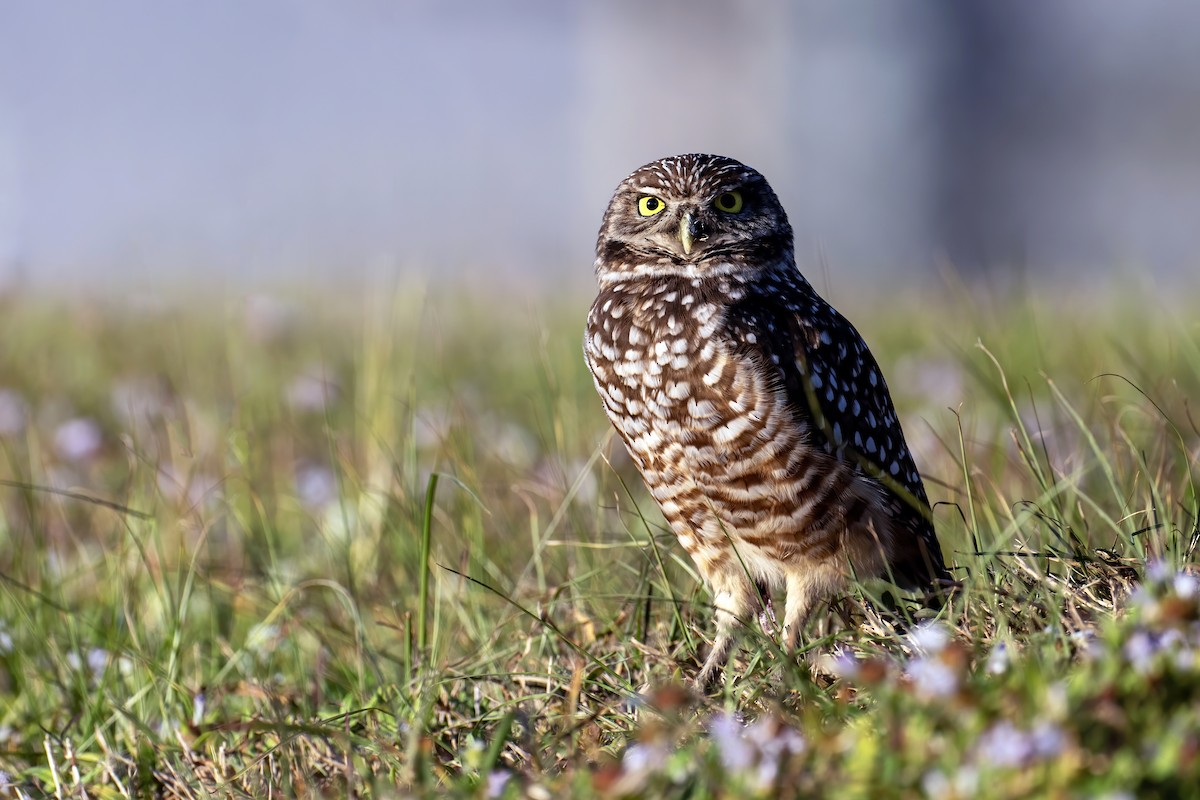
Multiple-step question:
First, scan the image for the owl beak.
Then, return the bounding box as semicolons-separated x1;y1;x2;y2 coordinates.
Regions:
679;212;696;256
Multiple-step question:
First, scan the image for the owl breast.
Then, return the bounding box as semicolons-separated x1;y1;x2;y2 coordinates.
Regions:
585;276;859;580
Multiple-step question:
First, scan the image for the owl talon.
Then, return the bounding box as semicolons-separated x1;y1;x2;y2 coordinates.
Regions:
692;666;719;694
694;628;736;692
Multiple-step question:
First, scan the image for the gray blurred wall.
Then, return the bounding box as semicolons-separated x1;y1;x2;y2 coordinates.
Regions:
1;0;1197;291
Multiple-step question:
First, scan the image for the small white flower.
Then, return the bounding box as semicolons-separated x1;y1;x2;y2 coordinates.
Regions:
907;656;958;699
923;765;979;796
1124;630;1156;673
0;388;27;435
0;628;12;653
1174;572;1198;600
295;464;337;508
1128;585;1154;609
985;642;1010;675
286;371;339;412
952;765;980;794
822;649;861;680
747;718;804;787
245;623;280;656
907;622;951;655
67;648;109;679
1071;629;1105;660
975;721;1064;768
1029;721;1066;759
710;712;754;771
1146;560;1173;583
1159;629;1185;650
921;769;951;796
976;721;1032;768
746;717;803;753
485;770;511;798
192;692;207;727
708;713;804;789
87;648;108;674
53;417;103;461
621;741;669;775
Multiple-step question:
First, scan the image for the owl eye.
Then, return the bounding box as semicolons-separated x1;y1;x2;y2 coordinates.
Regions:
714;191;744;214
637;196;666;216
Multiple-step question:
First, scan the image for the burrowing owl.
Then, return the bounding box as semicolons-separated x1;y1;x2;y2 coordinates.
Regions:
584;154;950;687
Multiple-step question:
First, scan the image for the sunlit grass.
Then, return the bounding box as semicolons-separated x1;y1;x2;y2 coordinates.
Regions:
0;282;1197;797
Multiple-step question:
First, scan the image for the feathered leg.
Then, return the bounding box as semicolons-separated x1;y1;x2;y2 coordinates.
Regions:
695;573;757;690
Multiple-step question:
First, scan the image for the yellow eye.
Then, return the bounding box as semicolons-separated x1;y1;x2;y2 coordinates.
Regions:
637;195;666;216
714;191;744;213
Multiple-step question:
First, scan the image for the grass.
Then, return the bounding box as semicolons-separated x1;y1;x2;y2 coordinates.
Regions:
0;279;1197;798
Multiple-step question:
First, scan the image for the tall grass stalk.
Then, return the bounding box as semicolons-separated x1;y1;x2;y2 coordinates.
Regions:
416;472;439;656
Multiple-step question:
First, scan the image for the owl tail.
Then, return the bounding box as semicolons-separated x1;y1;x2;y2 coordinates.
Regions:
888;513;954;606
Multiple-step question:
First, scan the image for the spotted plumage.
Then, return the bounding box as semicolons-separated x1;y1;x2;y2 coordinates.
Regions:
584;154;950;687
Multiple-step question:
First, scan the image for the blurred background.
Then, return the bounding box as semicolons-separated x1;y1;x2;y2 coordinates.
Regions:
2;0;1198;295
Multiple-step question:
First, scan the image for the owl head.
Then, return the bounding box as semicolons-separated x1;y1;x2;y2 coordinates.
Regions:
595;153;793;279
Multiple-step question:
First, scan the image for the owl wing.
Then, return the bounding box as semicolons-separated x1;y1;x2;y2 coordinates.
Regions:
724;278;949;588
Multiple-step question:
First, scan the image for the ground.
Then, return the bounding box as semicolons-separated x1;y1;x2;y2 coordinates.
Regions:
0;280;1197;798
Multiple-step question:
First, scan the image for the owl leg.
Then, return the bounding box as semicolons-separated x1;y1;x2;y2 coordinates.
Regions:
782;567;842;653
695;575;757;690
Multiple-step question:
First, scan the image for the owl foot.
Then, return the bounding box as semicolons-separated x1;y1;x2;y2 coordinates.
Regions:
693;630;736;692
